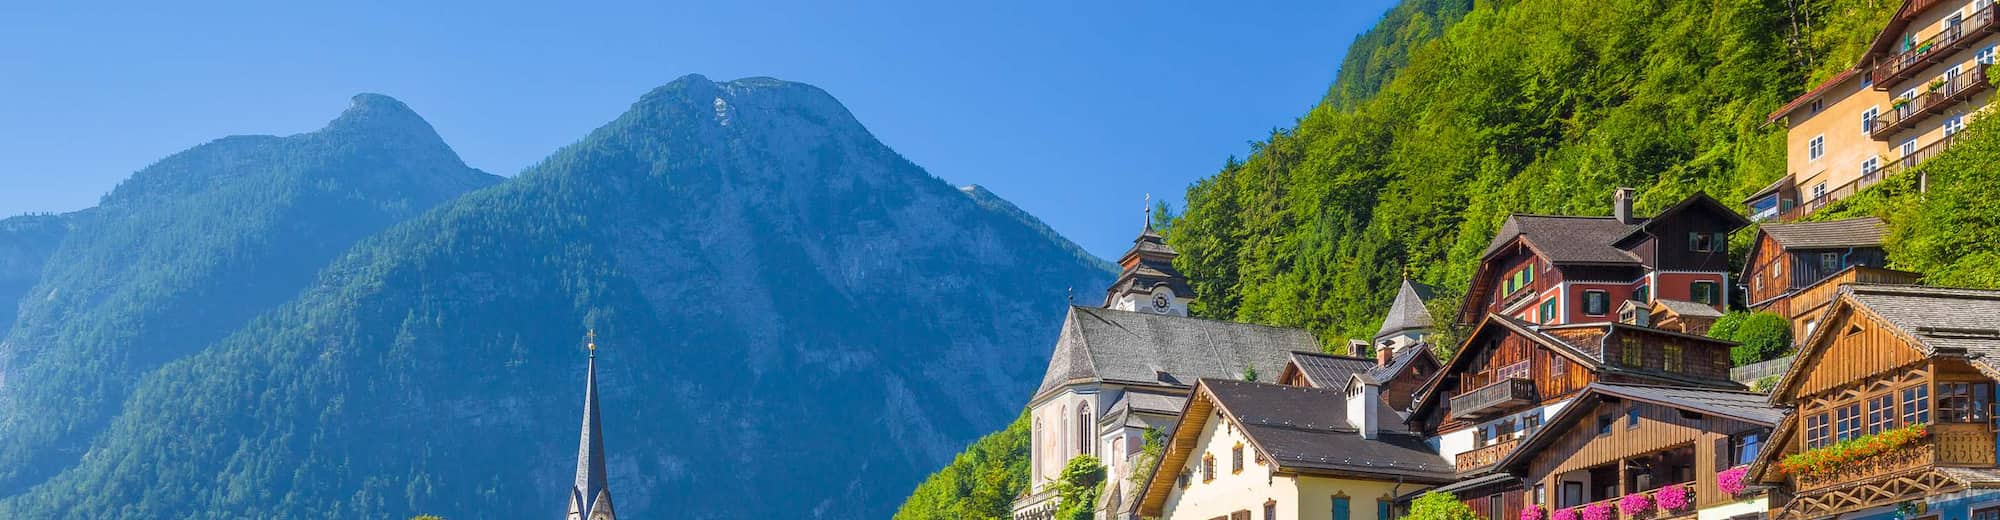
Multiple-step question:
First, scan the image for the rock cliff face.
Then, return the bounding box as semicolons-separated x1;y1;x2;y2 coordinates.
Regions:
0;75;1110;519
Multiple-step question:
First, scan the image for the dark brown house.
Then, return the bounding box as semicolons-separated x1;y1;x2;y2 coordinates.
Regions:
1740;217;1919;338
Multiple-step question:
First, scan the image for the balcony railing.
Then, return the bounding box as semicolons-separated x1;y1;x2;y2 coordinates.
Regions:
1775;133;1960;222
1455;437;1522;473
1450;377;1537;421
1782;266;1923;322
1869;3;2000;88
1554;482;1697;520
1871;65;1991;140
1793;423;1995;492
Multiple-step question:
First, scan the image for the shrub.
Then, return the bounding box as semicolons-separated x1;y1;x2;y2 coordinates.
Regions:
1408;492;1480;520
1709;311;1792;365
1053;455;1106;520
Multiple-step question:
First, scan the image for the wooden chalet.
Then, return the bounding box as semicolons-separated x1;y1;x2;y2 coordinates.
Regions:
1460;190;1748;327
1741;217;1920;338
1278;347;1440;413
1750;284;2000;520
1495;384;1784;520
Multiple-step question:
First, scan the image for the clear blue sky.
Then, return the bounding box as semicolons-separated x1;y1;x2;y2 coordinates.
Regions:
0;0;1395;260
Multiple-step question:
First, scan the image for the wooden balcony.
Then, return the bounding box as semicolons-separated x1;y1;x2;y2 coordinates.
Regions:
1775;133;1961;222
1871;65;1991;141
1793;423;1996;492
1868;3;2000;89
1450;377;1537;421
1783;266;1922;323
1456;437;1522;473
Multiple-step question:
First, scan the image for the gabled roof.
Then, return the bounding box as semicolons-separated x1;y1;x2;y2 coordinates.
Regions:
1482;215;1645;264
1652;299;1724;319
1744;173;1796;203
1367;342;1439;384
1757;217;1889;249
1376;279;1438;340
1610;192;1750;247
1280;351;1377;389
1770;284;2000;402
1033;306;1319;401
1409;315;1745;422
1497;383;1784;474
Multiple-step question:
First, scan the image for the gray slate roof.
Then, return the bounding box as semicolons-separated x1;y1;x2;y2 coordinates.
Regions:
1202;379;1453;480
1653;298;1724;319
1034;306;1320;400
1285;352;1378;388
1759;217;1888;249
1844;284;2000;372
1375;279;1438;339
1482;215;1644;264
1592;383;1786;425
1367;342;1434;383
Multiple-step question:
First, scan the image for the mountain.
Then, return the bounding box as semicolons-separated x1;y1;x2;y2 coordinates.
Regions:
0;213;70;338
0;75;1112;519
0;94;501;495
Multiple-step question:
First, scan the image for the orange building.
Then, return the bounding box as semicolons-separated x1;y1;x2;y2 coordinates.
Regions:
1756;0;1999;221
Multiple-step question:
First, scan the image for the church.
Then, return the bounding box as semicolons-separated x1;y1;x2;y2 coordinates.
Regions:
1013;219;1443;520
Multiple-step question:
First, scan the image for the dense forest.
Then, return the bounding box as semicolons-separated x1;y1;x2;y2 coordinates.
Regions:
894;0;1993;516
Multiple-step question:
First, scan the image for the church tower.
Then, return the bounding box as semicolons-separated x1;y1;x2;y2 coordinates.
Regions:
1102;203;1195;316
567;332;615;520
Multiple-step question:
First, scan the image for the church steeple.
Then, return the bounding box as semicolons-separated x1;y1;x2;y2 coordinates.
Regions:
568;331;615;520
1103;195;1194;316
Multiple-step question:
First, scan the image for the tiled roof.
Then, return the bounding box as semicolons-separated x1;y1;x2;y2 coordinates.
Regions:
1367;343;1434;383
1759;217;1888;249
1482;215;1644;264
1033;306;1319;400
1592;383;1786;425
1375;279;1438;339
1653;298;1724;319
1285;351;1377;388
1845;284;2000;373
1202;379;1453;480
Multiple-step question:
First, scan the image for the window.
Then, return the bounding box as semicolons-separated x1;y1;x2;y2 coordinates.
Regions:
1234;510;1252;520
1267;501;1279;520
1583;290;1609;316
1811;182;1828;201
1077;405;1093;456
1947;115;1967;137
1597;414;1615;436
1689;232;1715;253
1902;138;1919;157
1378;497;1393;520
1805;412;1829;448
1534;484;1548;506
1981;46;1997;65
1809;98;1824;114
1691;281;1718;305
1862;156;1879;175
1663;345;1683;373
1539;299;1558;324
1333;494;1352;520
1177;469;1190;489
1939;382;1993;422
1863;106;1879;134
1809;134;1826;160
1821;252;1840;272
1525;413;1544;434
1835;403;1862;441
1621;343;1642;366
1976;506;2000;520
1505;266;1537;295
1627;407;1642;429
1633;284;1650;303
1202;453;1216;482
1903;385;1931;425
1730;431;1764;466
1232;444;1245;474
1868;393;1897;434
1551;356;1567;379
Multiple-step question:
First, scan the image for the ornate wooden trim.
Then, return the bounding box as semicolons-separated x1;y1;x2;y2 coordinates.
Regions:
1776;467;1964;520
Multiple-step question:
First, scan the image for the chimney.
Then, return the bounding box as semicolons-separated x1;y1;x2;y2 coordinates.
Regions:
1613;187;1635;224
1345;376;1380;440
1376;342;1394;367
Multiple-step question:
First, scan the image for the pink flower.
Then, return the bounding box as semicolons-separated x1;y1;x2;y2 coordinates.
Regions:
1522;505;1545;520
1654;484;1691;511
1717;466;1750;496
1583;503;1614;520
1552;507;1579;520
1618;493;1653;516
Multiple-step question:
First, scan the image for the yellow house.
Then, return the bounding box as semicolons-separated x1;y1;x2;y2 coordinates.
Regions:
1136;377;1453;520
1757;0;2000;221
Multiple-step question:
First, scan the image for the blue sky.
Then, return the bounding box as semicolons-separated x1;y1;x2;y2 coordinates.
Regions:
0;0;1394;260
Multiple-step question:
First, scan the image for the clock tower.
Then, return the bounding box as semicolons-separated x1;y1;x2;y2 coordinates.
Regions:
1102;208;1194;317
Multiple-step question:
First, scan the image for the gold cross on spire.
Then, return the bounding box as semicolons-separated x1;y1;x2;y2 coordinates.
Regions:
586;329;597;356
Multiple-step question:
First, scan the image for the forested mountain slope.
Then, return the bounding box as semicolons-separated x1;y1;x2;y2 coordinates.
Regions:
1169;0;1898;346
0;95;501;495
0;75;1111;519
0;213;70;339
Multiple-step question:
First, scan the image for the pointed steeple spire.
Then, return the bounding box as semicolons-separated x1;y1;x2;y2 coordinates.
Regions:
568;330;615;520
1103;194;1194;315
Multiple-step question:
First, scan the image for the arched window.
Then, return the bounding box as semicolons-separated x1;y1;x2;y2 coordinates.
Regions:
1031;418;1043;482
1076;404;1093;456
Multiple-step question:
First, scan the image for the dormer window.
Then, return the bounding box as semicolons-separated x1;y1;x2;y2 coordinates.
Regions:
1688;232;1715;253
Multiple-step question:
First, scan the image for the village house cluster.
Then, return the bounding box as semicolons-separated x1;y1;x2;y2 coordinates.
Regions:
1013;5;2000;520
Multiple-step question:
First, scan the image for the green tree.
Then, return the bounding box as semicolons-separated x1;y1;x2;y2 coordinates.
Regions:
1708;311;1793;365
1053;455;1106;520
894;412;1032;520
1408;491;1479;520
1127;428;1166;489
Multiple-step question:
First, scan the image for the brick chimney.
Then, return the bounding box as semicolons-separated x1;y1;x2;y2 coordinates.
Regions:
1614;187;1635;224
1376;342;1394;367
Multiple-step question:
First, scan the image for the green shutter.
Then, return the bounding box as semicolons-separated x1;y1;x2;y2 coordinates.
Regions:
1334;496;1351;520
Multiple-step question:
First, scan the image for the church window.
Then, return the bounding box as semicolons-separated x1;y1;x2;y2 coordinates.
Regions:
1077;404;1093;456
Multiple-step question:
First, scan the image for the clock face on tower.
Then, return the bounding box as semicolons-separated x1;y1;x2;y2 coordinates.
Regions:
1152;292;1172;313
